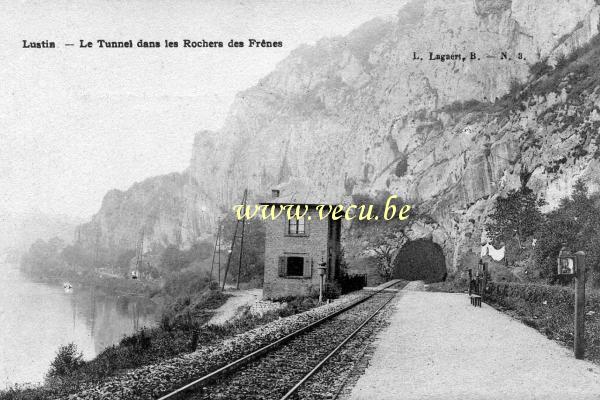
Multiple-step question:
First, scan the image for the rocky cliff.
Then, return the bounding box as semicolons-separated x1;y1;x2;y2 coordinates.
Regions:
79;172;215;253
86;0;600;270
189;0;600;270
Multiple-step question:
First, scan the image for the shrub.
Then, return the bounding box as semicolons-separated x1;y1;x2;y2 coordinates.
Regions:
162;271;209;297
555;53;568;70
530;59;551;78
394;157;408;177
46;343;84;379
534;180;600;284
324;282;341;300
338;273;367;294
485;282;600;362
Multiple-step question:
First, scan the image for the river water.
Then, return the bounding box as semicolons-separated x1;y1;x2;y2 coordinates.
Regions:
0;263;159;387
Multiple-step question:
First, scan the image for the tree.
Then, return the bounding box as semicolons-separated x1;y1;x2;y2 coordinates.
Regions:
185;241;213;264
20;238;64;276
115;249;136;276
349;192;411;279
61;243;94;269
363;221;408;279
534;179;600;282
160;245;190;272
486;187;545;249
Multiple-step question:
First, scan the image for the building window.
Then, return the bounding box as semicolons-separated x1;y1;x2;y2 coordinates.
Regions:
278;255;311;278
286;256;304;277
288;217;306;235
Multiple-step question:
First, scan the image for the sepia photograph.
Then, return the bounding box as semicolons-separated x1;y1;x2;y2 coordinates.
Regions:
3;0;600;398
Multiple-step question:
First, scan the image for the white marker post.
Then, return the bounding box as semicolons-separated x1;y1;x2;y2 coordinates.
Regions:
558;247;586;359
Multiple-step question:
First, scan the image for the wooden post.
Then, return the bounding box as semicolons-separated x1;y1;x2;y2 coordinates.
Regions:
218;224;221;285
468;269;472;296
209;223;219;284
482;262;488;303
574;251;586;359
221;189;246;291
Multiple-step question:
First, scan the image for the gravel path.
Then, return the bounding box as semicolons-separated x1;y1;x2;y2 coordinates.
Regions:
348;290;600;400
206;289;263;326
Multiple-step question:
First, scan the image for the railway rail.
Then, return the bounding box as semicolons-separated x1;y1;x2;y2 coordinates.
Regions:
158;282;400;400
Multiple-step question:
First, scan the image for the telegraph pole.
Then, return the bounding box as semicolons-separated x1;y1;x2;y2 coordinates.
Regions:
235;189;248;289
221;189;247;291
209;221;221;286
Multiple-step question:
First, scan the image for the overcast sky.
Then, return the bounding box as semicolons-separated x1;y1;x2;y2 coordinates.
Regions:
1;0;403;219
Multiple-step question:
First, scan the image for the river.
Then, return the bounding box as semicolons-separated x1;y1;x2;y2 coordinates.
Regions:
0;263;159;387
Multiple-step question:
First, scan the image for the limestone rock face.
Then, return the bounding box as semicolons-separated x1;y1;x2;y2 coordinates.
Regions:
187;0;600;269
79;172;215;252
86;0;600;265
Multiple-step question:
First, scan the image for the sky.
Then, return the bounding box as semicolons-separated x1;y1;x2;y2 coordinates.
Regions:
1;0;403;219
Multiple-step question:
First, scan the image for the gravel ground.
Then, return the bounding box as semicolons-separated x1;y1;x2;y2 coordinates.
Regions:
65;291;367;400
348;290;600;400
293;293;400;400
179;292;396;400
206;289;264;326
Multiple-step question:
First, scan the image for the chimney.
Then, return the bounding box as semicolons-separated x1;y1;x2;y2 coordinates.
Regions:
272;189;280;198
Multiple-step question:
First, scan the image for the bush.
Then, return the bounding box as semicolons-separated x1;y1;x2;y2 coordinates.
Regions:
119;328;151;350
47;343;84;379
162;270;209;297
555;53;568;70
338;273;367;294
530;59;551;78
394;157;408;177
534;180;600;284
486;282;600;362
324;282;341;300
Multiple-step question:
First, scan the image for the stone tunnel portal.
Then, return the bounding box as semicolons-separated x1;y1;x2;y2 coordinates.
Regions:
393;239;447;283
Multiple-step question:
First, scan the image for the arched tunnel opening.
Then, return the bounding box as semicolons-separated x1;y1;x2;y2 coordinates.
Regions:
393;239;447;283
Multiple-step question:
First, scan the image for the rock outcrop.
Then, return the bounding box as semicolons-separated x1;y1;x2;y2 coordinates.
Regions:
79;172;215;252
188;0;600;270
84;0;600;270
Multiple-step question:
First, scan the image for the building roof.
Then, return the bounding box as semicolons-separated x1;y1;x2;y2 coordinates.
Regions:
259;178;342;206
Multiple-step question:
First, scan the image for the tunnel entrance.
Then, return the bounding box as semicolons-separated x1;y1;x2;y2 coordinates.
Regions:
393;239;447;283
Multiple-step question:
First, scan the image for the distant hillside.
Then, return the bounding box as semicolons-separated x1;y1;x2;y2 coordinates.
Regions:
77;171;215;254
0;212;83;258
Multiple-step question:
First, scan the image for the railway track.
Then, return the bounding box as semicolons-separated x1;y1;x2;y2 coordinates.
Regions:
158;283;399;400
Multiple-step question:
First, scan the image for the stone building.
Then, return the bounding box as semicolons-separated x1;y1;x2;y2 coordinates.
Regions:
260;181;342;299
